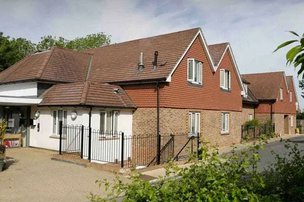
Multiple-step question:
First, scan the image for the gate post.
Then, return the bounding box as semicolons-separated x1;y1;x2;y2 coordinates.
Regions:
80;125;84;159
121;132;124;168
88;127;92;161
59;121;63;155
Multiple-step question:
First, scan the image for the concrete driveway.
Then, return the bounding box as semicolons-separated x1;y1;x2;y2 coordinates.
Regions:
0;148;125;202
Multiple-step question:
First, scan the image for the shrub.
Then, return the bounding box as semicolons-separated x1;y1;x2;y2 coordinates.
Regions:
244;119;259;128
89;141;304;202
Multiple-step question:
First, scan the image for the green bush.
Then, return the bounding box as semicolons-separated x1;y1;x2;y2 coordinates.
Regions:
89;141;304;202
244;119;259;128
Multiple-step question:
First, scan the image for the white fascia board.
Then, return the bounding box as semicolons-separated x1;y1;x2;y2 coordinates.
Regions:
282;72;289;93
224;44;245;93
166;28;216;82
0;96;42;105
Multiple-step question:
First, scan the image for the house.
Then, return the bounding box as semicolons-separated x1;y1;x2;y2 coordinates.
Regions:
242;72;297;135
0;28;297;158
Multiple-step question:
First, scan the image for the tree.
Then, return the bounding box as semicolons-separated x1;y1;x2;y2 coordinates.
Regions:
0;33;35;70
0;32;111;71
36;32;111;52
274;31;304;78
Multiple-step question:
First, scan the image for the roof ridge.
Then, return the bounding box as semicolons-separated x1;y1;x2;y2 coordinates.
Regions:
86;27;200;51
80;81;90;104
208;42;229;46
115;86;128;107
242;71;285;76
37;48;55;79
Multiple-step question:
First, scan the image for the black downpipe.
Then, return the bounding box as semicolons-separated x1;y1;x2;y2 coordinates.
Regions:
270;103;273;122
88;107;92;161
156;82;161;165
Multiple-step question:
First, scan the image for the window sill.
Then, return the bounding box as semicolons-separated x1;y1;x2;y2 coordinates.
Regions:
220;88;231;92
188;81;203;87
221;131;230;135
49;135;66;139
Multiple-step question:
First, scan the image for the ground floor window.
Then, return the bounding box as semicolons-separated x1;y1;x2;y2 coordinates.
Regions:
290;115;294;127
52;110;67;135
248;114;253;121
221;112;229;134
188;112;200;136
100;111;119;135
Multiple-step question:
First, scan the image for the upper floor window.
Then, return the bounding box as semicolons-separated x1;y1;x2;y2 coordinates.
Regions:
188;112;200;136
221;112;229;134
187;58;202;85
289;92;292;102
279;88;283;100
220;69;231;90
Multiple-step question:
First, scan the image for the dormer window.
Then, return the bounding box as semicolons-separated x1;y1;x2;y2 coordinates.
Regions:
279;88;283;100
187;58;202;85
220;69;231;90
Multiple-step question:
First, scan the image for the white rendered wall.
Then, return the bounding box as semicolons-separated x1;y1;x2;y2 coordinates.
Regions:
29;107;133;155
0;82;37;97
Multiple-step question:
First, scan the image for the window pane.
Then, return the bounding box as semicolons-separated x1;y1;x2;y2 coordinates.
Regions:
221;113;225;131
198;62;202;84
188;113;192;134
225;114;229;131
113;111;119;134
58;110;63;121
191;113;195;134
100;112;105;133
220;69;225;88
63;111;67;125
188;60;193;80
194;62;198;82
196;113;200;134
53;111;57;134
106;111;112;133
225;71;229;89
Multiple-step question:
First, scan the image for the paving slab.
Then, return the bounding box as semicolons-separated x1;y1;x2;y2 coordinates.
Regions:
0;148;126;202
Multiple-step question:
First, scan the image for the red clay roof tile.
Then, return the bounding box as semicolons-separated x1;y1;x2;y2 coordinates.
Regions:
39;82;135;108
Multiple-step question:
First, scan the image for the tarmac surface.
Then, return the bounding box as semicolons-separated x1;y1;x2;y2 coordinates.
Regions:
0;148;125;202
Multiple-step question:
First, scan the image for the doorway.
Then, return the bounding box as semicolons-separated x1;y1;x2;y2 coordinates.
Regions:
284;115;289;134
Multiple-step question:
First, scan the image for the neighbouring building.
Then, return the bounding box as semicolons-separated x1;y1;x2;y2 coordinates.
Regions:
0;28;298;157
242;72;297;136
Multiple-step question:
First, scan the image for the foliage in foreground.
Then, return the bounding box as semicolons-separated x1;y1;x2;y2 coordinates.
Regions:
89;140;304;202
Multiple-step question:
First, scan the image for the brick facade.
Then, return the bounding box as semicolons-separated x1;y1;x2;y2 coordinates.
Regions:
133;108;254;148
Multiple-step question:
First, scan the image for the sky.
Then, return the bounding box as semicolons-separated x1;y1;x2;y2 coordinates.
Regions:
1;0;304;107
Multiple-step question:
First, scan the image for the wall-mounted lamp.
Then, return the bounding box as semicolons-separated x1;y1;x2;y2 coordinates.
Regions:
34;111;40;119
71;111;77;121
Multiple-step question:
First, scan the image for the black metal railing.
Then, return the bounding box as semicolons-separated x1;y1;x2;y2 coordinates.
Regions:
59;122;201;168
241;123;275;140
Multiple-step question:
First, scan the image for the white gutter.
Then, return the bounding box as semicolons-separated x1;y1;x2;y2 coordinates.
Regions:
0;96;42;105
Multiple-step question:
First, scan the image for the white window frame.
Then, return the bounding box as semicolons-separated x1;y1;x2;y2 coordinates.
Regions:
290;115;294;127
100;110;119;135
248;114;253;121
220;69;231;90
52;110;67;135
188;112;200;136
279;88;283;100
244;84;248;96
289;91;292;102
187;58;203;85
221;112;230;134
